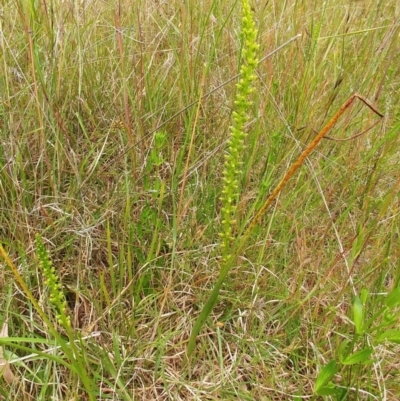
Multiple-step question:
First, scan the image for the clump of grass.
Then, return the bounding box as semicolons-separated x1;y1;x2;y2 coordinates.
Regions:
0;238;95;400
1;0;400;399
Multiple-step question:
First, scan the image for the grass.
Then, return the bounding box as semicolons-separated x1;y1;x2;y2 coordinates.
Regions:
1;0;400;399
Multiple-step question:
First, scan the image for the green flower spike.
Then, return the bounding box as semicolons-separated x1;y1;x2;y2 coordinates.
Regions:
186;0;260;362
219;0;259;263
36;234;71;329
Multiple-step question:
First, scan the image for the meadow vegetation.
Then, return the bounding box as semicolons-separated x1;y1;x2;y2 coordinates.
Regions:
1;0;400;399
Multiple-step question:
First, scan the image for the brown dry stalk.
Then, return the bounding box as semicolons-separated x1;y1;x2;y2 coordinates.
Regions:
324;116;382;141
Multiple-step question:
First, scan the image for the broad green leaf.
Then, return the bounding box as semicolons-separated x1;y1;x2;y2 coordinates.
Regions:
342;347;373;365
385;287;400;309
360;288;369;304
376;329;400;344
314;360;338;394
353;296;364;334
316;384;341;396
338;339;351;364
